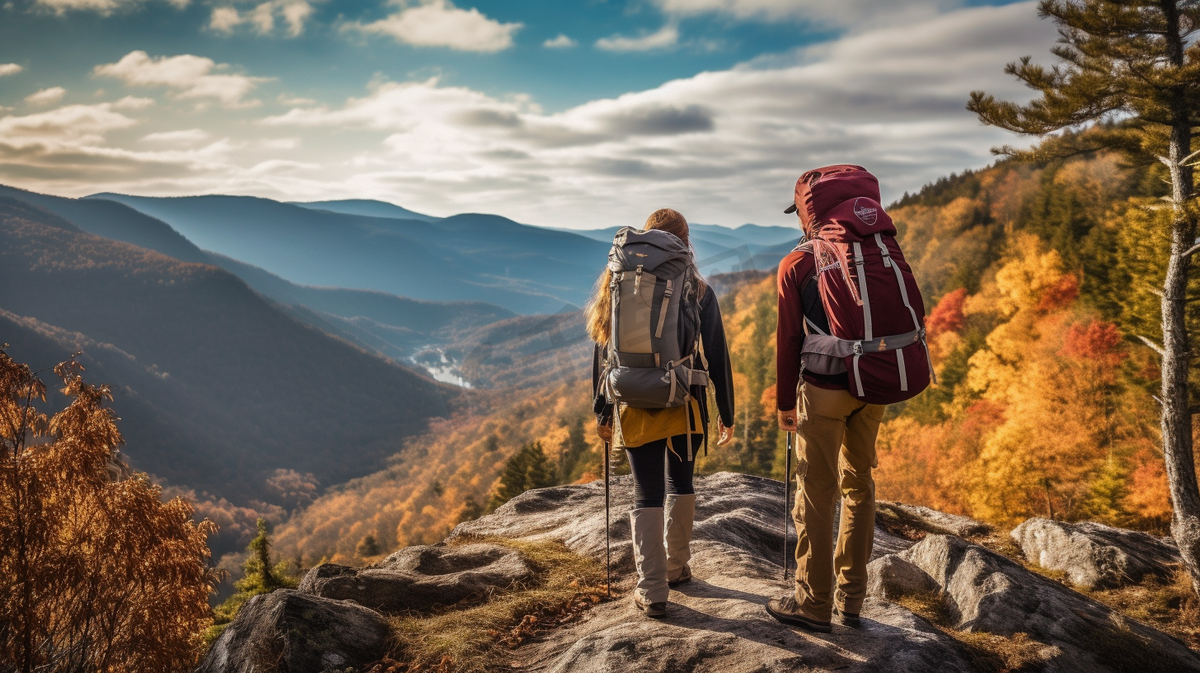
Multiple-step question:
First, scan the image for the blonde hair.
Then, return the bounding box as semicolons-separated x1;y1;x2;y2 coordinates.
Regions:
585;209;706;346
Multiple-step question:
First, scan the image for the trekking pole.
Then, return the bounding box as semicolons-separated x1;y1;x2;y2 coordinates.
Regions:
604;439;611;598
784;431;793;581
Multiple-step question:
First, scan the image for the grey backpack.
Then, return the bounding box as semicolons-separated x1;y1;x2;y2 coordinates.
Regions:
600;227;709;409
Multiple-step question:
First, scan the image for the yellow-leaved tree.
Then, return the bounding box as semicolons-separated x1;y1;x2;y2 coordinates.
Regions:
0;349;219;673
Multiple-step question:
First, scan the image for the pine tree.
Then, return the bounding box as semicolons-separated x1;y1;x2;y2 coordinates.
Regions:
558;416;589;482
967;0;1200;594
356;534;381;558
209;518;298;641
524;441;555;490
489;442;556;511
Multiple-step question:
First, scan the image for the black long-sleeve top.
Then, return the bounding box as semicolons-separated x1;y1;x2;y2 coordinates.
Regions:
591;283;736;432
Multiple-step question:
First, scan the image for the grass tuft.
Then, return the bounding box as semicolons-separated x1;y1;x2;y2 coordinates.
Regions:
374;537;608;673
895;589;1042;673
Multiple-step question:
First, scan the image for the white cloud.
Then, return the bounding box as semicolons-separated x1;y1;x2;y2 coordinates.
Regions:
260;136;301;149
351;0;522;52
653;0;957;26
278;0;314;35
25;87;66;106
140;128;210;145
0;63;22;77
210;1;315;37
33;0;187;15
260;2;1053;228
210;6;242;32
596;25;679;52
112;95;155;110
543;34;576;48
0;2;1061;228
277;93;316;106
0;103;137;142
0;101;238;194
93;51;270;108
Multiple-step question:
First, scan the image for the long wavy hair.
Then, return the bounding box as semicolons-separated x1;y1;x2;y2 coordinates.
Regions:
585;208;707;346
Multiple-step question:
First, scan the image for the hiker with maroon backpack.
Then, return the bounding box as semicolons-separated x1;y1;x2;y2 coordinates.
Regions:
767;165;931;632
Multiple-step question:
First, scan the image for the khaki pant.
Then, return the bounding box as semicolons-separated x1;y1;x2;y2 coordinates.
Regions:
791;384;885;621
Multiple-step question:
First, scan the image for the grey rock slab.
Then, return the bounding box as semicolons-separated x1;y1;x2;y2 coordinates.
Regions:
877;501;992;538
1011;517;1182;589
197;589;388;673
450;472;913;572
899;534;1200;673
455;473;971;672
298;543;534;613
524;580;972;673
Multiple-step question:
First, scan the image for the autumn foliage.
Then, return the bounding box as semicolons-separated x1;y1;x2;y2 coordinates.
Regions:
0;349;218;673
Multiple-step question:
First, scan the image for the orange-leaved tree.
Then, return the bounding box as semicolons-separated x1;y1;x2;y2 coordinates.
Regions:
968;0;1200;591
0;349;218;673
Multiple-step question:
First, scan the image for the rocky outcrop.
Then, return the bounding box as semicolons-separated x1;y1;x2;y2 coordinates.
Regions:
450;472;913;569
1011;517;1181;589
202;473;1200;673
298;543;535;613
879;534;1200;672
197;590;390;673
457;473;974;673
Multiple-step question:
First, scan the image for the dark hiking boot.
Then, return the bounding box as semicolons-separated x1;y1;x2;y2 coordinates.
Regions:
668;564;692;588
765;595;832;633
834;606;861;629
633;594;668;619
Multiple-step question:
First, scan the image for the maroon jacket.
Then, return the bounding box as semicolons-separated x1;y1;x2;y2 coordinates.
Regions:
776;247;848;412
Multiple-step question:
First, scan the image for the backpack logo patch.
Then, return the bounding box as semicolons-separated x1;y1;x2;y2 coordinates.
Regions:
854;199;879;226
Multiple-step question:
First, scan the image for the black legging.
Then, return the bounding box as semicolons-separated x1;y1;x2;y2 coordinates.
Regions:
625;434;702;509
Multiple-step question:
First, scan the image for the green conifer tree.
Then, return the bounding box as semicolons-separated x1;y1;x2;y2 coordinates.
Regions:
356;534;381;558
208;518;298;641
967;0;1200;595
524;441;555;490
490;445;531;510
558;417;589;482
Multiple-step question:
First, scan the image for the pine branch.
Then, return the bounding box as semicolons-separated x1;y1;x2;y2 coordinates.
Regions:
1135;334;1167;356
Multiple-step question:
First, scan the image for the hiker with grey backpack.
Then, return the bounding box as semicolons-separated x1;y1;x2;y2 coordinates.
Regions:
587;208;736;619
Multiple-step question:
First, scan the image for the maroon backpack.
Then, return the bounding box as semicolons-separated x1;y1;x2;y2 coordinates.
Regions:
789;165;932;405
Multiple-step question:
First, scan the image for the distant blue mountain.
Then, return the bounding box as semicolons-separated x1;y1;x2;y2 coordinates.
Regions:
290;199;440;222
0;184;512;361
88;193;608;314
567;222;798;277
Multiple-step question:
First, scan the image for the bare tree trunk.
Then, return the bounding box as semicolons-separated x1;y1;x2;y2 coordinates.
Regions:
1162;110;1200;594
1159;0;1200;597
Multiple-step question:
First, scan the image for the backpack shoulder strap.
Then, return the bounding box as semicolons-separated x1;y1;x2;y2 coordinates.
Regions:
792;240;817;299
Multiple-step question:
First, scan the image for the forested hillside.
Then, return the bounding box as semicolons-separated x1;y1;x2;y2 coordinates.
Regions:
0;196;459;558
276;151;1186;566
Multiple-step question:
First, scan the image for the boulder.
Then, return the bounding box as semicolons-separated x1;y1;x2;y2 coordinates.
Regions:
897;534;1200;673
876;501;992;538
867;554;939;601
197;590;389;673
299;543;535;613
1011;517;1181;589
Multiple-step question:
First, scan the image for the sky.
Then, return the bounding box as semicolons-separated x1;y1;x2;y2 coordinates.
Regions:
0;0;1058;230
